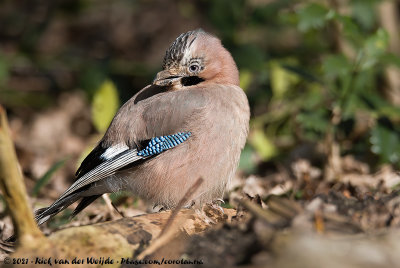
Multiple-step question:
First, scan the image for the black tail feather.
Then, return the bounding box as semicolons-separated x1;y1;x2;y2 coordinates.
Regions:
35;192;82;225
34;207;48;218
71;195;101;219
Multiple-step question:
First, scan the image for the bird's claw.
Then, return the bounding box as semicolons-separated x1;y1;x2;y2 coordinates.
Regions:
213;198;225;204
211;199;225;214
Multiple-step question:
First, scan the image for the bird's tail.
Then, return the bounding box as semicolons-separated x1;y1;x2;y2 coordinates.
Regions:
35;192;82;225
5;192;100;242
34;179;103;226
6;192;83;242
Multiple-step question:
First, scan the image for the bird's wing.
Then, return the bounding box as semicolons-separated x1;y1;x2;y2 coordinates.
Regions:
71;84;207;189
35;143;145;225
57;148;143;202
36;85;207;223
103;84;207;143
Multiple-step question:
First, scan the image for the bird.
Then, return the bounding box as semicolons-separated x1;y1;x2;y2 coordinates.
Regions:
35;29;250;225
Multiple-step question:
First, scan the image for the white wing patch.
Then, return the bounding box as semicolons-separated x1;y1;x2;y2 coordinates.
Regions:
101;143;129;160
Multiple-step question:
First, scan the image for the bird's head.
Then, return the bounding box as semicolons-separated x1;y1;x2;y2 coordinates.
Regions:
153;29;239;89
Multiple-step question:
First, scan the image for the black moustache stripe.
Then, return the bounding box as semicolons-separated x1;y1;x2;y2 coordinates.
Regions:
181;76;204;86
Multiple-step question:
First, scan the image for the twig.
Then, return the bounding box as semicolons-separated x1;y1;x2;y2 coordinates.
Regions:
238;196;302;229
328;0;356;60
137;177;203;259
159;177;203;237
378;0;400;105
0;105;44;244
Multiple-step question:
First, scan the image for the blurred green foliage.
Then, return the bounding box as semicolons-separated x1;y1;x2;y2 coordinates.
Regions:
32;158;68;197
207;0;400;171
1;0;400;173
92;80;120;133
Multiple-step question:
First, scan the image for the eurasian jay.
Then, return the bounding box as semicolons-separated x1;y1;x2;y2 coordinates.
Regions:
35;29;250;225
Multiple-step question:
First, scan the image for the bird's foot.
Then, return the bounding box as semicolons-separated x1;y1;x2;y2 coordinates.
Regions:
195;201;227;225
152;204;166;212
211;198;225;214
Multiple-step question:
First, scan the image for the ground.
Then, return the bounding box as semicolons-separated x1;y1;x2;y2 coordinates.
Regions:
2;92;400;267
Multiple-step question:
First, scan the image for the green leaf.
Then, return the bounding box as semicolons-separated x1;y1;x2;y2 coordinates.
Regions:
270;60;300;99
361;28;389;70
380;53;400;68
296;110;330;134
297;3;329;32
239;69;253;92
32;159;67;197
336;15;364;45
323;54;352;79
300;83;325;108
351;0;377;30
370;123;400;164
92;80;120;132
360;92;400;119
249;128;277;161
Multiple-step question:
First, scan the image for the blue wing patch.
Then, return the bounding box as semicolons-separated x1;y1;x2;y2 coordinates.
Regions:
35;131;192;225
137;132;191;157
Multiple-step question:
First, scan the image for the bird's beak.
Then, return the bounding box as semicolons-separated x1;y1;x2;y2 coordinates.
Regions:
153;70;182;86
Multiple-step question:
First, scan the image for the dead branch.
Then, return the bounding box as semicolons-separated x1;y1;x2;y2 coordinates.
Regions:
8;207;235;267
0;105;44;245
378;0;400;105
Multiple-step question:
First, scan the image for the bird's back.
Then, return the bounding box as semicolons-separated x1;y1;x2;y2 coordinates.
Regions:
101;83;249;208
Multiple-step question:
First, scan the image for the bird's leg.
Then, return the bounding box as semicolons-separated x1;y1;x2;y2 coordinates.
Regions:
102;194;123;220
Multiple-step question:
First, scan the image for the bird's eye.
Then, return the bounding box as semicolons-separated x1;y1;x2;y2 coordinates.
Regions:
188;63;200;73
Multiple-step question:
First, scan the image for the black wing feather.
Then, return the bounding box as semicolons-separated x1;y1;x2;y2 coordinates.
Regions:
75;141;107;178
